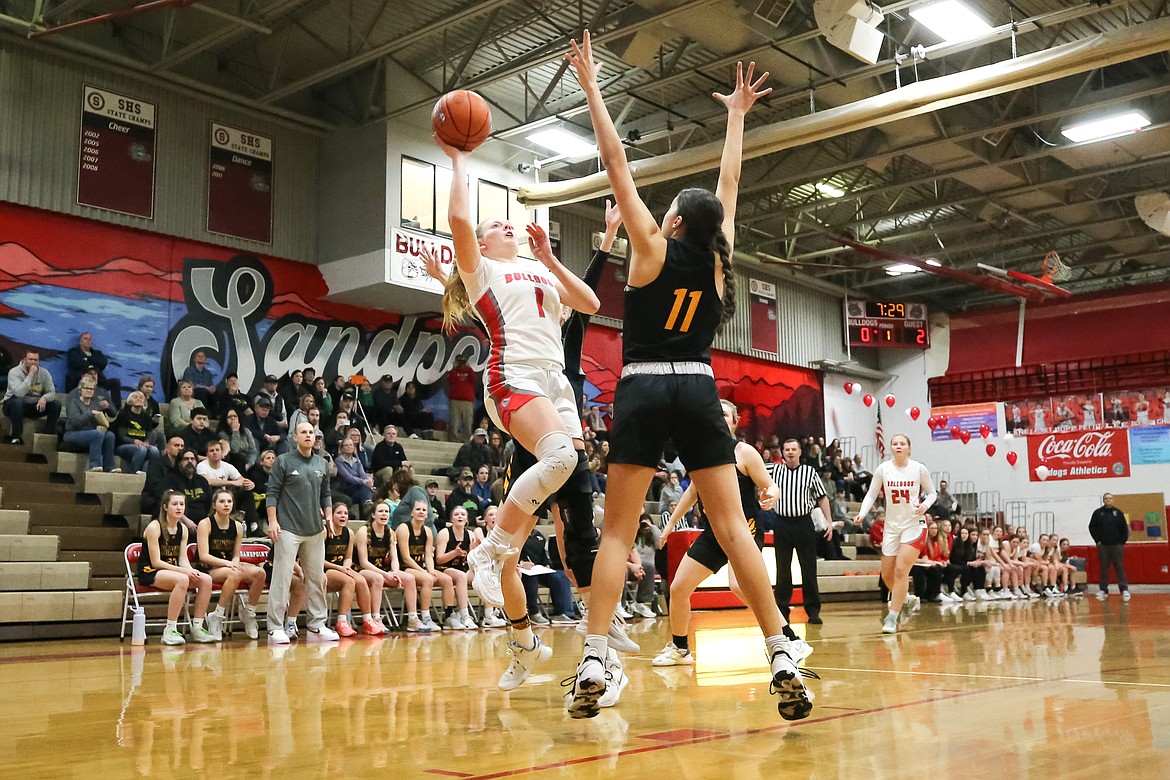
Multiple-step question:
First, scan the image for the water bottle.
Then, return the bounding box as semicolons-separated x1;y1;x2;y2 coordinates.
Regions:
131;607;146;645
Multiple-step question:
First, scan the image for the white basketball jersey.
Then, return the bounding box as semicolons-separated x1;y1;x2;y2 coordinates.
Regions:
1082;403;1096;427
461;256;565;376
875;459;927;526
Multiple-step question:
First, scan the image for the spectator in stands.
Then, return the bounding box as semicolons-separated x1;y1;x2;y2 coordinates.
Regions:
66;332;122;405
196;439;256;526
218;408;258;471
487;430;508;473
197;488;265;640
433;505;479;629
134;376;166;449
934;480;957;520
111;390;159;474
630;514;661;618
596;439;610;493
425;479;445;519
445;467;482;526
64;377;117;473
182;350;219;412
913;519;949;602
1090;493;1130;601
288;392;315;433
519;524;577;625
471;464;493;512
165;380;198;439
142;435;185;518
390;468;436;533
310;376;333;420
138;490;217;645
582;441;603;495
3;351;60;445
656;471;685;515
851;454;872;494
334;436;375;507
397;380;432;437
324;503;384;637
220;374;253;419
276;369;304;415
247;397;285;454
371;374;399;431
451;427;493;481
335;392;369;440
166;448;212;533
446;354;477;443
179;407;218;460
371;424;409;486
323;411;350;457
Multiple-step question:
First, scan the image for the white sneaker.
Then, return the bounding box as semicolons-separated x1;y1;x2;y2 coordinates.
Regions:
768;645;813;721
284;620;299;639
598;651;628;708
421;612;442;631
268;628;290;645
460;612;479;630
575;609;640;653
566;650;606;719
904;595;920;611
406;615;430;633
791;637;815;662
482;609;508;628
306;625;340;642
633;603;657;619
963;589;976;602
444;614;467;630
652;643;695;667
881;613;898;634
205;610;225;641
161;627;186;646
1096;590;1108;600
498;636;552;691
241;606;259;640
468;541;509;607
615;604;634;620
1122;590;1131;602
549;613;578;625
190;624;218;644
975;589;990;601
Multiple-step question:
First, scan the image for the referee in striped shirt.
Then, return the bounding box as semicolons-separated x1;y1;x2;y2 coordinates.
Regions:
768;439;832;624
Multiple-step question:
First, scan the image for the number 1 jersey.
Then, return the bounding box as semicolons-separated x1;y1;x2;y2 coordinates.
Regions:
461;255;565;374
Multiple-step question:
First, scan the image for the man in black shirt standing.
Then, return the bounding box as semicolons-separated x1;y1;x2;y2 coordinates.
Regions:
1089;493;1130;601
770;439;833;624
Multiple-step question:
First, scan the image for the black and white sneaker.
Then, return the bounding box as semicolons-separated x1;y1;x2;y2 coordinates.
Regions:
769;647;813;721
564;650;607;719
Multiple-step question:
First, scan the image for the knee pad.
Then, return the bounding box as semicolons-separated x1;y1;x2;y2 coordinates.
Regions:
507;430;576;514
559;458;600;587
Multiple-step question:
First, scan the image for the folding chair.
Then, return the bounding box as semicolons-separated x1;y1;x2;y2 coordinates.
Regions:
120;543;192;641
220;543;271;636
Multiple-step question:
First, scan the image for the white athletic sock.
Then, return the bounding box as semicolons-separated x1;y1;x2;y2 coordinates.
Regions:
192;618;204;630
486;526;514;550
362;613;373;622
888;610;900;620
513;626;536;650
584;634;608;659
764;634;786;658
212;605;226;617
165;620;177;632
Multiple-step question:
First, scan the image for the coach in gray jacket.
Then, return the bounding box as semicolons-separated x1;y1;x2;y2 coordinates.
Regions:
265;421;336;643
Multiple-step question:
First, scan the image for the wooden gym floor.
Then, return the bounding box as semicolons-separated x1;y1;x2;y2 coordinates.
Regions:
4;594;1170;779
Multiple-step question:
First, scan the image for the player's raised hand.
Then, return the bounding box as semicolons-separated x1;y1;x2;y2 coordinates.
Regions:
713;61;771;115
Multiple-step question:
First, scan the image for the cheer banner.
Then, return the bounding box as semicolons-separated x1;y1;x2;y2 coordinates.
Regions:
1027;428;1131;482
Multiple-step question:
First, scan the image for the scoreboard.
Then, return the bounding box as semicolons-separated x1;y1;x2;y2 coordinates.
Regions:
844;300;930;348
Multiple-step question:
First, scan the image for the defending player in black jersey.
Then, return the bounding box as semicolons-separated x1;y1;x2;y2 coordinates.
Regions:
566;31;813;721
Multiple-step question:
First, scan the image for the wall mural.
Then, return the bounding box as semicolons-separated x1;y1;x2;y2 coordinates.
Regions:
0;202;823;437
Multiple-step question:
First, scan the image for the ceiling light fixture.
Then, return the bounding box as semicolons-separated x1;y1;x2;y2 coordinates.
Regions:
815;181;846;198
527;128;597;158
910;1;993;44
885;263;922;276
1061;110;1151;143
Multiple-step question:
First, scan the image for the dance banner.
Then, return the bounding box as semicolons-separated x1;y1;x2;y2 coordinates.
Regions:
77;85;156;219
749;278;778;354
1027;428;1131;482
207;123;273;243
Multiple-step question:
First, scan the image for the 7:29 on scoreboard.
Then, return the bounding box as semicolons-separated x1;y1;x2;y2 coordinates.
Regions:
844;300;930;348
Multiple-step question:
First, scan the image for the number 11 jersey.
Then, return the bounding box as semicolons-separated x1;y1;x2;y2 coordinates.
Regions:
623;238;723;366
461;255;565;375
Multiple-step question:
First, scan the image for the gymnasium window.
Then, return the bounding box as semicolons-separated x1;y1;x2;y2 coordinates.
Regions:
400;157;453;235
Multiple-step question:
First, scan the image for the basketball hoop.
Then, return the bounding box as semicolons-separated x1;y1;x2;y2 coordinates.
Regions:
1040;251;1071;284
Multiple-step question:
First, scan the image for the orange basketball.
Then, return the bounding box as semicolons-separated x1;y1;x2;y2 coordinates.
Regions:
432;90;493;152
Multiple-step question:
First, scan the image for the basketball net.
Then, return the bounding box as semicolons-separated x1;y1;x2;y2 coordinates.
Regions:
1040;251;1071;284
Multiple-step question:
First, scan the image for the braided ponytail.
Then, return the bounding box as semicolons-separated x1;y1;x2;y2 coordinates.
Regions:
713;228;735;329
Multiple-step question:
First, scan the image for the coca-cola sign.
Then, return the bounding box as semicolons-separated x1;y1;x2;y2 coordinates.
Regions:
1026;429;1131;482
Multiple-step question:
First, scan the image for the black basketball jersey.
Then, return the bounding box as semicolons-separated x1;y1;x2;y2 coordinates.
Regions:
406;524;428;568
622;238;723;365
737;468;759;537
138;521;184;576
205;517;238;563
439;527;471;571
367;524;394;571
325;525;350;567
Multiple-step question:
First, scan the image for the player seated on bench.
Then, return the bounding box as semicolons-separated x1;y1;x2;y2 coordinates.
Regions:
139;490;217;645
198;488;265;639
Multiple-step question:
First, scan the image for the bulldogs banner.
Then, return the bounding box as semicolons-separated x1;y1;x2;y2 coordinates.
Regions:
1026;429;1131;482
